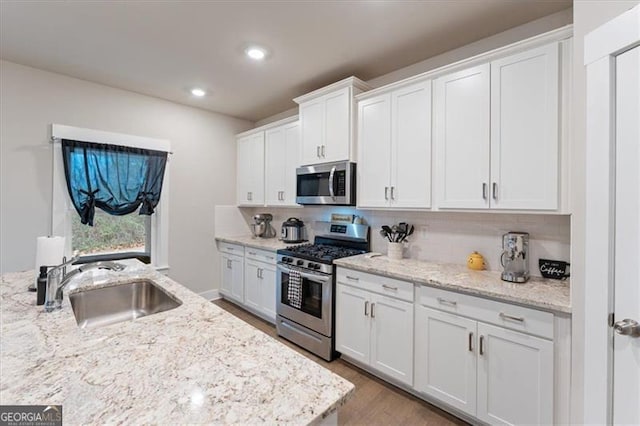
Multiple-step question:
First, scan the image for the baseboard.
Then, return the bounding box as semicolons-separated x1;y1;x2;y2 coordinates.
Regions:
199;289;220;301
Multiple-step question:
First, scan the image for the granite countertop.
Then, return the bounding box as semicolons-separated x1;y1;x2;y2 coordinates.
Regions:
0;261;354;424
334;254;571;314
216;235;308;252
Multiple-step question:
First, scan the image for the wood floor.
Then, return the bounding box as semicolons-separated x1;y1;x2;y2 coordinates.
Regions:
212;298;468;426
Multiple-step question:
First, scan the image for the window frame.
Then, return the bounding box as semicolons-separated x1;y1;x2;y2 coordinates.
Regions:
51;124;170;271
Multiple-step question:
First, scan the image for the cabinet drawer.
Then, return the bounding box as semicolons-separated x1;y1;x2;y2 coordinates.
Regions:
218;242;244;256
337;268;414;302
245;247;277;264
417;285;553;339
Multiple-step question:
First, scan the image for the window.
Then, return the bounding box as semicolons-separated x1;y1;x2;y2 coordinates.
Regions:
51;124;170;270
71;210;151;264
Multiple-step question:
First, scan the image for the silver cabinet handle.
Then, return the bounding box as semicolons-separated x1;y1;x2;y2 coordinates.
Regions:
384;187;389;200
482;183;487;200
371;303;375;318
390;186;395;200
345;275;359;281
321;145;325;157
226;259;231;268
364;300;369;316
469;332;474;352
248;251;256;255
437;297;457;306
492;182;498;200
317;146;321;158
382;284;398;291
479;335;485;355
329;166;336;200
499;312;525;323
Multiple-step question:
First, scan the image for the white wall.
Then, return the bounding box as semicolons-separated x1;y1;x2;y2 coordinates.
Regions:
233;207;570;277
570;1;640;423
0;60;253;295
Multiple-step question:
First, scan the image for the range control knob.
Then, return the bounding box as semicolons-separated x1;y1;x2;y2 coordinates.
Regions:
296;260;304;266
282;257;291;263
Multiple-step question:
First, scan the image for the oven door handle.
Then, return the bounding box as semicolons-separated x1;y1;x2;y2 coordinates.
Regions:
277;264;331;283
328;166;336;200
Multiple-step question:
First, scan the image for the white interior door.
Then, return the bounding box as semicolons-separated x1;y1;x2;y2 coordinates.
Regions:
612;45;640;426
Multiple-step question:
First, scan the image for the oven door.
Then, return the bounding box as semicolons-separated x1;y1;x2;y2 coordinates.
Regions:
276;264;333;337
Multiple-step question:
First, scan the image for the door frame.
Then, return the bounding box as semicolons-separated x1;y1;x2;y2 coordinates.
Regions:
583;4;640;423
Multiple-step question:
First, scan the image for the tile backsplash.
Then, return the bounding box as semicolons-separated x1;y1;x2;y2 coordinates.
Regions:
231;206;570;278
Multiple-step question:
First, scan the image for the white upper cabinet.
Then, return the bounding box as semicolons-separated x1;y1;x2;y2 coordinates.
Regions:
236;116;299;208
490;43;559;210
265;121;300;206
358;80;431;209
295;77;370;166
237;132;265;206
433;41;561;211
434;64;491;209
357;93;392;208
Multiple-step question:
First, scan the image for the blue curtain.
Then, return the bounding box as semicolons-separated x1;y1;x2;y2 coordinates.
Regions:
61;139;168;226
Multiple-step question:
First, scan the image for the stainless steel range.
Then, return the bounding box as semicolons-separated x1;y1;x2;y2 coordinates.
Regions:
276;222;369;361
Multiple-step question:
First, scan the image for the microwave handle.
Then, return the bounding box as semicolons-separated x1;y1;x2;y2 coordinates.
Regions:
277;264;331;283
329;166;336;200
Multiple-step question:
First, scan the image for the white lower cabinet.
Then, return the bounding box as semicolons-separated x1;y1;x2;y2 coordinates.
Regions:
217;242;277;324
414;307;478;415
243;249;277;323
219;243;244;303
476;322;553;425
335;269;414;386
415;297;554;425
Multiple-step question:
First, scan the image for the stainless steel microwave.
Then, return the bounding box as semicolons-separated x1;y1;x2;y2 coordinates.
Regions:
296;161;356;205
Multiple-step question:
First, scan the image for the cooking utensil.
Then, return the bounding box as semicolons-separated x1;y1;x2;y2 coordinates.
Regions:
380;228;392;242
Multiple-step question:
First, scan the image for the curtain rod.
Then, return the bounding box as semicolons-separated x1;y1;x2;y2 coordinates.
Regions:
50;137;173;155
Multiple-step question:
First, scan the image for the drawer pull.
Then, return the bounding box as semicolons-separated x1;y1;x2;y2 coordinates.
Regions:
437;297;457;306
479;335;485;355
248;251;256;255
364;301;369;316
346;276;359;281
227;247;234;251
382;284;398;291
499;312;525;323
468;332;474;352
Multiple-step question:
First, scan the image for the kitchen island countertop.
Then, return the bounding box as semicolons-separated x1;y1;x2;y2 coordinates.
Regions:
0;261;354;424
334;254;571;314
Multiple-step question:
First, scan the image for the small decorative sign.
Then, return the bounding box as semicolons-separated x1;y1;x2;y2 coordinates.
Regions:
539;259;570;280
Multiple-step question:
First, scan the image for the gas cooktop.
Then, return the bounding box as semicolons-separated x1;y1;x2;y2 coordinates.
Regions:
278;243;366;264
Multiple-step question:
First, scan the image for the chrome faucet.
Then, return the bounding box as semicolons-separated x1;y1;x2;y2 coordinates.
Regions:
44;257;125;312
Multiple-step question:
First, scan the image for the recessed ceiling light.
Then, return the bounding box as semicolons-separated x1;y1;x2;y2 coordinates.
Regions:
245;46;267;61
191;88;206;97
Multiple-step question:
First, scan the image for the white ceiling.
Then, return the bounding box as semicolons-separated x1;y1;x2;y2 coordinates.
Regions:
0;1;571;122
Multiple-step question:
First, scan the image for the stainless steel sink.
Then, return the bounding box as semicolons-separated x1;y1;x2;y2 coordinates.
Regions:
69;279;182;329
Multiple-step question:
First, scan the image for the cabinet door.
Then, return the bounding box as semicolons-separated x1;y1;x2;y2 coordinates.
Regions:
415;306;477;416
391;81;432;208
237;133;264;206
260;262;277;322
220;254;233;297
229;255;244;303
244;260;261;311
490;43;559;210
335;284;370;364
282;122;300;206
300;99;324;165
324;87;350;162
476;322;553;425
357;94;391;208
434;64;490;209
370;294;414;386
265;126;286;205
